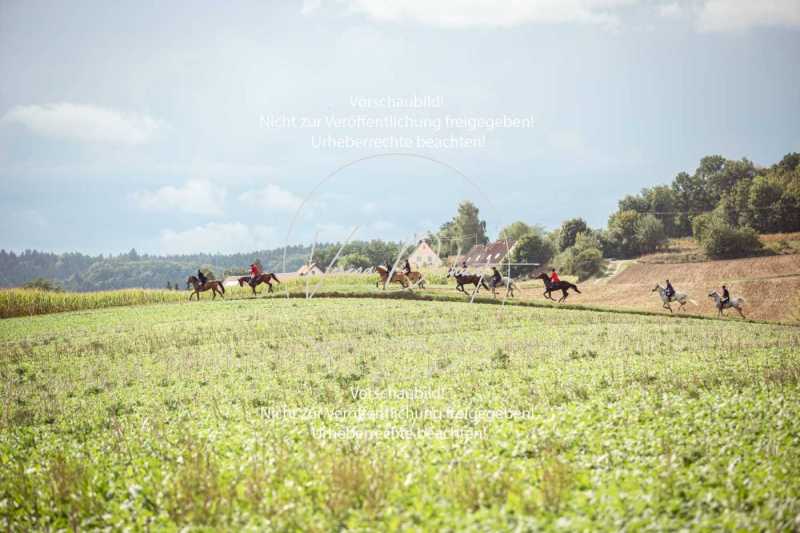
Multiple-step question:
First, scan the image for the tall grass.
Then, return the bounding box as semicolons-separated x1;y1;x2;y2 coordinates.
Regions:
0;288;188;319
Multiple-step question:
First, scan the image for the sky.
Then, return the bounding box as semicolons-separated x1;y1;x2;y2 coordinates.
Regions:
1;0;798;256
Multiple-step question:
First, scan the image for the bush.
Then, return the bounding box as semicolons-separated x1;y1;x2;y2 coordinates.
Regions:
21;278;63;292
572;248;605;281
554;233;605;281
702;224;764;259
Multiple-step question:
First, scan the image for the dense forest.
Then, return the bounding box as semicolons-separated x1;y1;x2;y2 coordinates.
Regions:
0;242;408;292
3;152;798;291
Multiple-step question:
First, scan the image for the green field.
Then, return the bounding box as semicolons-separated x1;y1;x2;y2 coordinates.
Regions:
2;297;799;530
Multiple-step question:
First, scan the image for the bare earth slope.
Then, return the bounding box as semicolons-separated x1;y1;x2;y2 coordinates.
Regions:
572;255;800;322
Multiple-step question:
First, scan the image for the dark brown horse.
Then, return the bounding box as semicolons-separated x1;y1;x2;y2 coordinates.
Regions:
238;272;281;295
375;265;408;289
447;267;490;294
186;275;225;300
536;273;580;303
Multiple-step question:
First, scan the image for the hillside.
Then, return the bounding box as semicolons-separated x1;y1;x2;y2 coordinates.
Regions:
573;254;800;322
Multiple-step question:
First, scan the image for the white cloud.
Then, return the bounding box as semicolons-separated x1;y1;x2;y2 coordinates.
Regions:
159;222;277;255
315;0;635;28
1;103;164;145
361;201;378;214
697;0;800;31
131;180;225;216
239;184;303;211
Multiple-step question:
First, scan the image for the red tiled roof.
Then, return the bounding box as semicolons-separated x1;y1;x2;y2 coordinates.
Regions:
463;240;516;266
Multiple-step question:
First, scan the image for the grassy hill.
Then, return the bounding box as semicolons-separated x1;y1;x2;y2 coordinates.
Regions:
1;297;799;529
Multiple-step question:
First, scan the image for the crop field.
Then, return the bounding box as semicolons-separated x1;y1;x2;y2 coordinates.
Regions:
2;296;799;530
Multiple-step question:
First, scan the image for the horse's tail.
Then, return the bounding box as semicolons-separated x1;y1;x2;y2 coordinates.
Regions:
219;282;225;294
271;273;280;283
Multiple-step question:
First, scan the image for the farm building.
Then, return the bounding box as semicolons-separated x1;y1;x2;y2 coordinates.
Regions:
462;240;517;268
297;262;325;276
408;241;443;268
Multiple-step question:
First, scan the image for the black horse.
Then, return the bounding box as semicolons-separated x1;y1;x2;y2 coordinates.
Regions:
447;267;490;294
536;273;581;303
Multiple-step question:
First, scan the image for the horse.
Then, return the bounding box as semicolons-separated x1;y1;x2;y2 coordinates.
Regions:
375;265;408;289
186;275;225;301
708;291;746;318
405;271;426;289
652;283;696;313
535;273;580;303
238;272;281;296
489;275;517;298
447;267;490;294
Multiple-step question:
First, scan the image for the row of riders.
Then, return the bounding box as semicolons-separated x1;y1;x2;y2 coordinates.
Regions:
653;279;745;317
186;263;280;300
187;261;744;317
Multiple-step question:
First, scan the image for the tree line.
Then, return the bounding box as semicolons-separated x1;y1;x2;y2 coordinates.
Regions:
3;152;796;290
440;152;800;281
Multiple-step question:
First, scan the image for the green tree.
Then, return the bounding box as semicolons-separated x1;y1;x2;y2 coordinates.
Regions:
606;210;642;258
634;214;667;255
691;212;718;243
748;176;784;233
339;253;372;270
437;201;488;256
506;233;554;277
642;185;679;237
557;218;589;252
498;221;540;242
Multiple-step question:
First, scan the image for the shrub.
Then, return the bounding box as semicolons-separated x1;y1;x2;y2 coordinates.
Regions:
21;278;63;292
554;233;605;281
572;247;605;281
702;224;764;259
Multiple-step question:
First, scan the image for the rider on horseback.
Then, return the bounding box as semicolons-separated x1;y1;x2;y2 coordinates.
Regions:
720;285;730;307
549;268;560;289
665;279;675;301
249;262;261;286
197;269;208;287
491;266;502;288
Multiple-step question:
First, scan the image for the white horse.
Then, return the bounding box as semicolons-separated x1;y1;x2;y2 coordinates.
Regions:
708;291;746;318
652;283;695;313
489;275;518;298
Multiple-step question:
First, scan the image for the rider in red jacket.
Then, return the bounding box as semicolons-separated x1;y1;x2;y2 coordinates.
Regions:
549;268;561;285
250;263;261;285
